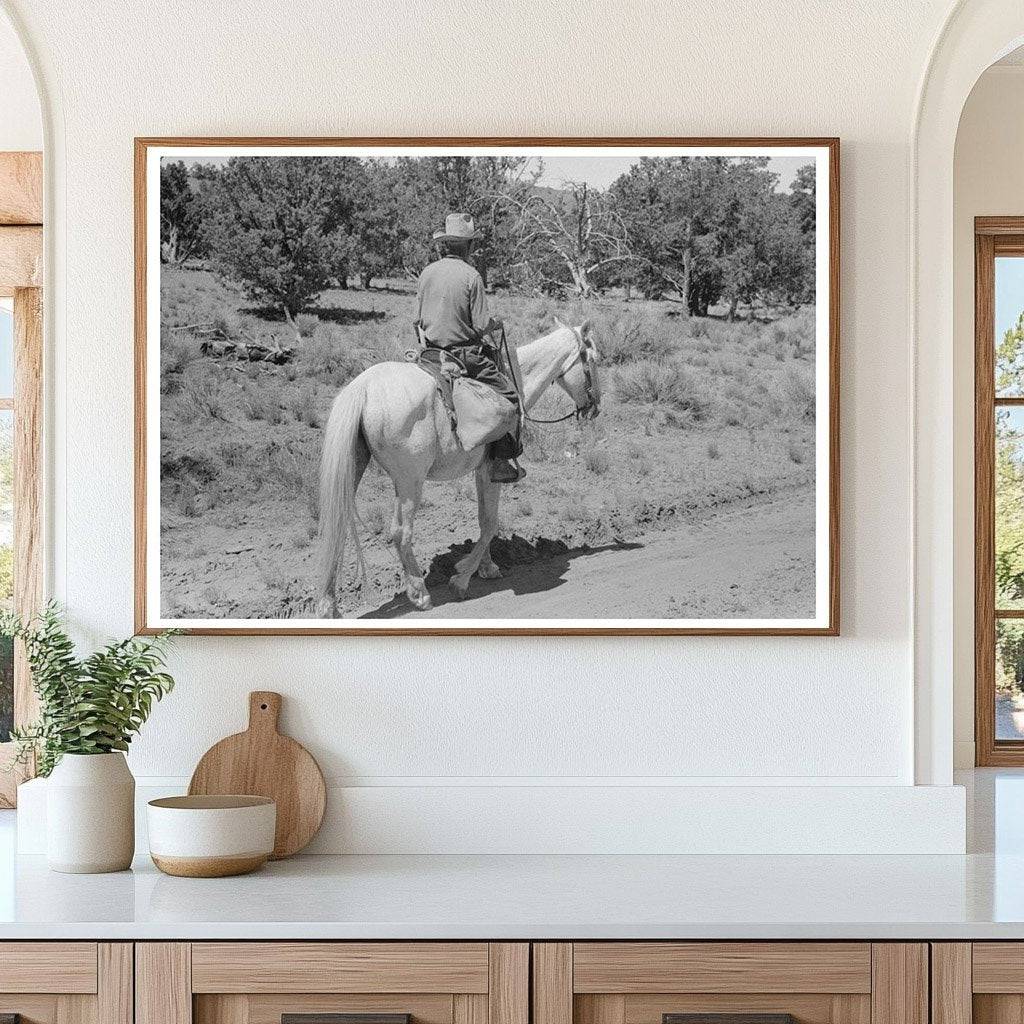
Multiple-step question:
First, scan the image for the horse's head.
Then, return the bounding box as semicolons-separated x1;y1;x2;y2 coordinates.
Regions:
554;317;602;420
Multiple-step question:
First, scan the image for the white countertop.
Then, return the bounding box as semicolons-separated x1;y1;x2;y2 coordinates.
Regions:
1;849;1023;940
1;769;1021;941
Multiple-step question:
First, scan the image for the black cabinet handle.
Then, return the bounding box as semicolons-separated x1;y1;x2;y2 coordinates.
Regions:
283;1016;411;1024
664;1015;796;1024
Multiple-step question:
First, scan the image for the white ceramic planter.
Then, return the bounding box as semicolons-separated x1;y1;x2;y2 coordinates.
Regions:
46;752;135;873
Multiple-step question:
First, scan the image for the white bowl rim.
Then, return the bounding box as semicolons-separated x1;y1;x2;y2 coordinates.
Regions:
148;795;275;810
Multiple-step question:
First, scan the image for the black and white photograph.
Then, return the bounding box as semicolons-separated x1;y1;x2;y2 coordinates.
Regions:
137;140;838;634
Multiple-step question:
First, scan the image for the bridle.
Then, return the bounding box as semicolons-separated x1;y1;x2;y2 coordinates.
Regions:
499;324;599;426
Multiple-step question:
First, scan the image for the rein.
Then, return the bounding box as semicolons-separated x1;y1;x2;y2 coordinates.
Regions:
498;325;595;426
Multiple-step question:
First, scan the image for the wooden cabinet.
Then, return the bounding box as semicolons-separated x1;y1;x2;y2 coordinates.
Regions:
931;943;1024;1024
136;943;528;1024
0;943;132;1024
533;944;928;1024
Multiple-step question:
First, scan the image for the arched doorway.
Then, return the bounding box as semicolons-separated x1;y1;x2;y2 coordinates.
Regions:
914;0;1024;785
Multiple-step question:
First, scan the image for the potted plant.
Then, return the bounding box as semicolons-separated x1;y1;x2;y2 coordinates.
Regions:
2;604;176;873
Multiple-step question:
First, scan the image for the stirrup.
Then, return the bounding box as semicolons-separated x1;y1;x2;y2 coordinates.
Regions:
490;458;526;484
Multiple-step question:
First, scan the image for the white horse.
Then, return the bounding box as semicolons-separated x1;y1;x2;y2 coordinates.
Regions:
316;320;602;616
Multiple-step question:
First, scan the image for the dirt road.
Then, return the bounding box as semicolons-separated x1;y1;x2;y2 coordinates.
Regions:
366;487;815;621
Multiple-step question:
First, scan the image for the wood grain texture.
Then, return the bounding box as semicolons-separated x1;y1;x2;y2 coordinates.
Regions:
194;995;248;1024
489;943;528;1024
972;943;1024;992
454;994;487;1024
136;943;192;1024
576;996;626;1024
870;945;927;1024
975;995;1024;1024
573;943;872;994
931;945;971;1024
97;945;133;1024
0;943;97;993
0;227;41;288
134;135;839;637
55;995;94;1024
976;229;999;765
191;942;489;994
0;152;42;224
0;998;59;1024
534;944;573;1024
188;691;326;859
622;994;836;1024
236;994;451;1024
831;995;872;1024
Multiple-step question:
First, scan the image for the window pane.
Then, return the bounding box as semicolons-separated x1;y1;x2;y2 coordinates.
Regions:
998;619;1024;740
996;256;1024;396
997;407;1024;609
0;301;12;400
0;410;12;742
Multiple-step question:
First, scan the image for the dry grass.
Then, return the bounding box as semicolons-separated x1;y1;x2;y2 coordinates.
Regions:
159;267;818;619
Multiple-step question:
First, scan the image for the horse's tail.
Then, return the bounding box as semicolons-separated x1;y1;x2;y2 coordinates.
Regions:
317;376;369;615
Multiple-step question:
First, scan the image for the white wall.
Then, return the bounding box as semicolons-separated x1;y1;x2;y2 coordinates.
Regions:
0;0;973;851
952;65;1024;768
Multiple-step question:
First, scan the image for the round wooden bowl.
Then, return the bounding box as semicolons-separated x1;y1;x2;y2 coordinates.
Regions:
147;795;276;878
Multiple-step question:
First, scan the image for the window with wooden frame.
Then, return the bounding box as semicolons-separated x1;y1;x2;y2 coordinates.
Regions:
0;151;43;806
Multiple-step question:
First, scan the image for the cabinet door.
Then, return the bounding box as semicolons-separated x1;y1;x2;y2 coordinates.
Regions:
935;943;1024;1024
0;943;132;1024
137;943;528;1024
534;944;927;1024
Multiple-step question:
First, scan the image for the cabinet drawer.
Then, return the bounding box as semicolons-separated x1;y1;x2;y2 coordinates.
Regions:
0;942;98;993
572;943;872;994
534;944;925;1024
0;943;130;1024
191;943;490;993
139;942;528;1024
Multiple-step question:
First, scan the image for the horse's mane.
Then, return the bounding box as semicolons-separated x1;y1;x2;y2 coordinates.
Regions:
516;325;578;377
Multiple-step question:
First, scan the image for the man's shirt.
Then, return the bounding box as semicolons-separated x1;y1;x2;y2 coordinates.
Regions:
416;255;489;347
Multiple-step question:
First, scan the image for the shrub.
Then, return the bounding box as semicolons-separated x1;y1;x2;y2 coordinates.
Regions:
296;326;366;387
615;360;711;419
294;312;319;338
583;441;611;475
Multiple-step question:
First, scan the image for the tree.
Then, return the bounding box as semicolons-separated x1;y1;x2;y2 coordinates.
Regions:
160;160;210;265
203;156;362;321
394;156;539;285
499;180;633;297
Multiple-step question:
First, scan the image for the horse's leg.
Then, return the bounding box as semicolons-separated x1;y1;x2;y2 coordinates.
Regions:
450;464;502;599
389;480;432;611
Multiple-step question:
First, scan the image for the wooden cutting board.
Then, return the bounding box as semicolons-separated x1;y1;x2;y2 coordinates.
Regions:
188;691;326;859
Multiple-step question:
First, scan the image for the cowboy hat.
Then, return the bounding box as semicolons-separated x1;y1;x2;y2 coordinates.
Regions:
433;212;483;241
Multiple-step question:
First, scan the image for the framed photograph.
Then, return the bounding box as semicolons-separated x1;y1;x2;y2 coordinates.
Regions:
135;137;839;635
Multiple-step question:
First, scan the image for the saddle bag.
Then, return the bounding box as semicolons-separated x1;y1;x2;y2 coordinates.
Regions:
451;378;518;450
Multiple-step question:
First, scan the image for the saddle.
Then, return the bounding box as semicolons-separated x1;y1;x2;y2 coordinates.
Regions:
405;331;518;451
404;344;464;427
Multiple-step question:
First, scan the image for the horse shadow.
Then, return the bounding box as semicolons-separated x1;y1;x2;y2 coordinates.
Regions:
360;534;643;619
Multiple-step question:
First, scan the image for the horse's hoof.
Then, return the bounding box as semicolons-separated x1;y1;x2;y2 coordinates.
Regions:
477;563;503;580
449;575;471;601
315;597;338;618
406;578;432;611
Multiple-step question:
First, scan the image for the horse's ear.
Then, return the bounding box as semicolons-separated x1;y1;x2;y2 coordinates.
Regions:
580;318;591;337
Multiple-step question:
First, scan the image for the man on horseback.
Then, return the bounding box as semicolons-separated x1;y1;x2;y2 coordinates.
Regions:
415;212;526;484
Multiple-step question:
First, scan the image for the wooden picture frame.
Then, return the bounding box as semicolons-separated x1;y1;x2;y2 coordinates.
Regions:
135;137;840;636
